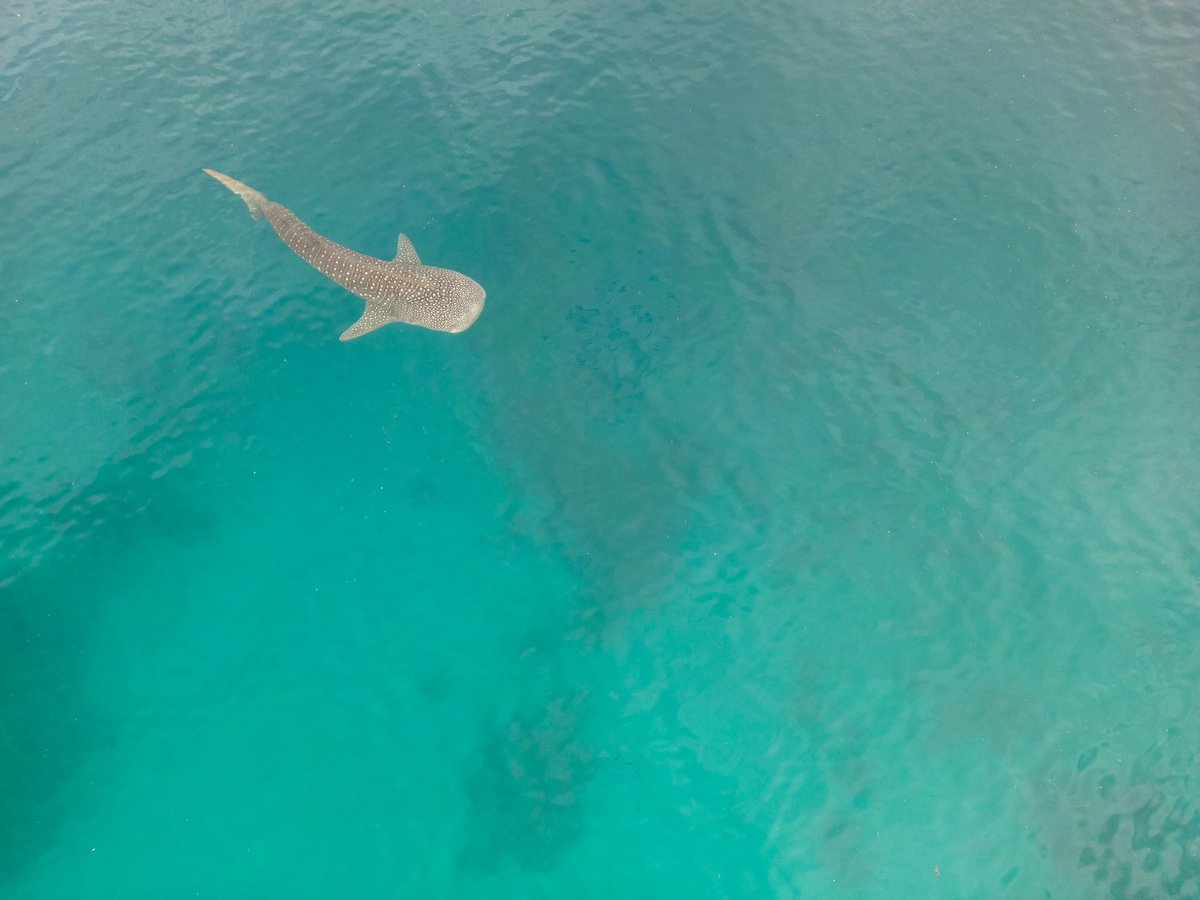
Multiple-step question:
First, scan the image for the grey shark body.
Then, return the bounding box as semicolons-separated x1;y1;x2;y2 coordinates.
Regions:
203;168;485;340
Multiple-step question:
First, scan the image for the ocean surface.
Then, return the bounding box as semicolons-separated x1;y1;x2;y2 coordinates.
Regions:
2;0;1198;896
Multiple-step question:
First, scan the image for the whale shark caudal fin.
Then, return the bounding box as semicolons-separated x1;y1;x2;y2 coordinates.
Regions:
339;303;393;342
394;234;421;265
202;168;269;221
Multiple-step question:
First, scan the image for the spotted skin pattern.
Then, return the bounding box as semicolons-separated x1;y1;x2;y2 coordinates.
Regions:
203;169;485;340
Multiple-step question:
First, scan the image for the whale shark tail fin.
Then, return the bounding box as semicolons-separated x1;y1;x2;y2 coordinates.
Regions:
203;168;269;221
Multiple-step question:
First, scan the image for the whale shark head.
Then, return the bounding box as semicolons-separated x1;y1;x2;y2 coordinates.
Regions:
447;271;486;333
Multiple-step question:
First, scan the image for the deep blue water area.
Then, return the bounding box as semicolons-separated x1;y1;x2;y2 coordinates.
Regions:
2;0;1198;896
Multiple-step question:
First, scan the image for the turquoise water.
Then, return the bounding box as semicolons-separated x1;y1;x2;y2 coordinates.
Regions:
2;0;1198;895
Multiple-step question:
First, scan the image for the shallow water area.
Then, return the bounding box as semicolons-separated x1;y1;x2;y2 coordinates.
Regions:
2;0;1199;896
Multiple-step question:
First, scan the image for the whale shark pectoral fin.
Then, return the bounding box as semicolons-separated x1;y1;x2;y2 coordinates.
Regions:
394;234;421;266
339;304;393;342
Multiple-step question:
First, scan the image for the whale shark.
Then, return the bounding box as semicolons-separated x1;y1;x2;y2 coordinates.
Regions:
203;169;485;340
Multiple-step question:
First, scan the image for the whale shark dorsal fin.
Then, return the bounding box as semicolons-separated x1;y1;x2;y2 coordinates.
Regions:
339;304;392;342
394;234;421;266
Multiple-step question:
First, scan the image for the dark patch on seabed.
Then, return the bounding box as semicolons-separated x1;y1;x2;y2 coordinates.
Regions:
0;564;98;886
0;454;218;884
457;690;593;874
